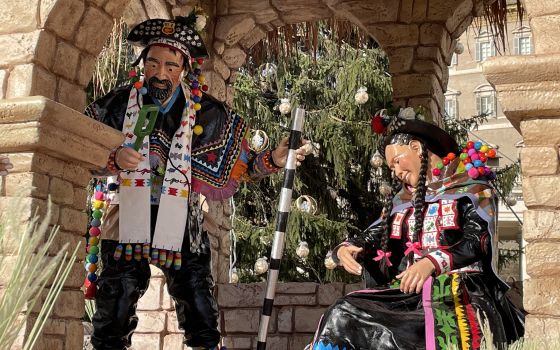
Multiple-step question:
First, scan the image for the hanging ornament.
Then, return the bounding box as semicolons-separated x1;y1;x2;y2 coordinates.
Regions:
505;195;517;207
324;251;337;270
354;86;369;105
369;150;384;169
84;182;106;299
279;98;292;115
454;42;465;55
379;182;392;196
296;241;310;259
254;257;269;275
250;129;269;153
456;140;496;179
295;195;318;215
230;267;239;284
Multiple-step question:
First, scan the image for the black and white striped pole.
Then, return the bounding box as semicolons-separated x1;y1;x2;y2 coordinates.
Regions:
256;107;305;350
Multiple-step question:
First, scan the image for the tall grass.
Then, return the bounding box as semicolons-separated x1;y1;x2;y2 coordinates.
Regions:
0;201;80;349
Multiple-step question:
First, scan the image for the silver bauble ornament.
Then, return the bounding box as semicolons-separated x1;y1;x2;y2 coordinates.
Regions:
230;268;239;283
324;255;337;270
354;86;369;105
454;42;464;55
279;98;292;115
380;182;392;196
370;150;384;169
254;257;269;275
295;195;317;215
250;130;269;153
296;241;310;259
505;196;517;207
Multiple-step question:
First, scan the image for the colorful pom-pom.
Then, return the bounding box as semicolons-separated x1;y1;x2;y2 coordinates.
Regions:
174;252;182;270
193;125;203;135
108;183;119;191
143;244;151;259
139;87;148;95
432;168;441;176
462;157;471;165
87;254;98;264
151;249;159;265
94;191;104;200
134;244;142;261
89;237;99;246
201;85;209;92
134;81;143;90
125;244;133;261
467;167;479;179
113;245;123;260
165;252;173;268
487;149;497;158
447;153;456;160
197;58;204;65
88;263;97;273
465;163;473;171
193;103;202;111
473;160;483;167
89;227;101;237
91;218;101;227
480;145;489;153
442;158;450;166
92;209;103;219
466;141;475;149
474;141;482;150
87;273;98;283
89;245;99;255
459;153;468;160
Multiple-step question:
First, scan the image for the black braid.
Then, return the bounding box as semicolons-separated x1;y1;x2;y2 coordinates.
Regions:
409;142;429;265
378;175;402;278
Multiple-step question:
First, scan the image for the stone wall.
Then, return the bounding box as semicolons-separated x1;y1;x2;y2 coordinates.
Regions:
132;281;363;350
482;0;560;341
0;97;123;349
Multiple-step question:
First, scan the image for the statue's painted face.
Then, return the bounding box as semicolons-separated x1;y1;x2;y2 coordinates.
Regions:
385;141;423;187
144;45;185;102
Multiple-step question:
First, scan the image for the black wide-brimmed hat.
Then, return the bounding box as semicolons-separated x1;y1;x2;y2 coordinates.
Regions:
127;17;208;60
372;110;459;158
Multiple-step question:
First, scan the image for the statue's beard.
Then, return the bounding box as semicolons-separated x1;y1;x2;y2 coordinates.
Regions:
147;77;173;101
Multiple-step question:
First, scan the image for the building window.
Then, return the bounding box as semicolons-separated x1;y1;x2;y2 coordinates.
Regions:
513;26;532;55
444;89;460;119
474;85;497;117
475;30;496;62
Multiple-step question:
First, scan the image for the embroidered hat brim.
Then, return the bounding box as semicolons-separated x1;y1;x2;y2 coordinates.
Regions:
381;118;459;158
127;18;208;58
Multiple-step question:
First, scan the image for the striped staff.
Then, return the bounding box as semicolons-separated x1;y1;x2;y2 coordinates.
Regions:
256;108;305;350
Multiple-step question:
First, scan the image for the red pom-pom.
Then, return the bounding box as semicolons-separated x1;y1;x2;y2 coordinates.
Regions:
478;167;486;176
479;155;487;163
371;116;386;134
463;157;471;165
197;58;204;65
462;148;468;153
442;158;449;165
466;141;475;149
432;168;441;176
84;278;97;299
447;153;456;160
201;84;209;92
487;149;497;158
128;70;137;78
192;88;200;96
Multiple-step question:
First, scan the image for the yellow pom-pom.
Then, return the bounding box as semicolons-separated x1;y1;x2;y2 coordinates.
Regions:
93;200;104;209
193;125;204;135
480;145;489;153
198;75;205;84
89;237;99;246
194;103;202;111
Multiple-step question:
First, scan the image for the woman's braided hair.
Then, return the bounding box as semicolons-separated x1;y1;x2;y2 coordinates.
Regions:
378;134;429;276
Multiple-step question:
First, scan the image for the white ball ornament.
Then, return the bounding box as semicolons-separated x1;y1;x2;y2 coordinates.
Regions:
254;257;269;275
296;241;310;259
279;98;292;115
354;86;369;105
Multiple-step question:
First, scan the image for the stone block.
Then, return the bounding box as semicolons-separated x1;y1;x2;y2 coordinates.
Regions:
138;277;163;311
445;0;473;35
0;32;40;66
317;283;344;305
213;41;225;55
215;14;255;46
77;53;96;87
64;319;84;350
532;15;560;54
57;78;86;111
75;6;113;55
274;294;316;306
0;0;39;34
206;70;227;102
131;333;162;350
524;314;560;342
49;177;74;205
49;231;85;263
369;24;418;48
41;0;84;39
392;73;441;99
521;147;559;176
399;0;414;23
526;241;560;278
64;260;88;287
6;64;56;100
143;0;170;20
524;210;560;241
73;187;88;211
53;42;80;81
451;14;472;39
33;336;64;350
385;47;414;74
277;306;293;333
294;307;326;333
42;318;66;335
427;0;458;21
167;309;181;333
222;336;252;349
58;207;88;233
122;0;148;28
525;1;560;18
162;285;175;310
522;175;560;208
53;290;85;318
172;5;195;18
239;26;267;49
35;30;57;70
217;283;264;307
412;60;443;77
104;1;127;18
266;336;289;349
0;196;60;228
3;172;49;199
163;334;185;349
223;308;261;333
276;282;317;294
344;282;364;294
290;334;314;350
411;0;428;22
136;311;166;333
222;46;247;69
524;277;560;315
521;118;560;146
211;57;231;81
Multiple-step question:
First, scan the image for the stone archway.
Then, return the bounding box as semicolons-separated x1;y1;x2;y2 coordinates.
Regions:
1;0;503;349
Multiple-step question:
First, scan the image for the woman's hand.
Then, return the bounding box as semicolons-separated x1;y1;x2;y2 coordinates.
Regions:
337;245;364;275
396;258;436;294
271;137;309;168
115;147;143;170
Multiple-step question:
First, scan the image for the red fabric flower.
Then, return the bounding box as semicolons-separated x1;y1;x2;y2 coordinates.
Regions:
371;115;386;134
